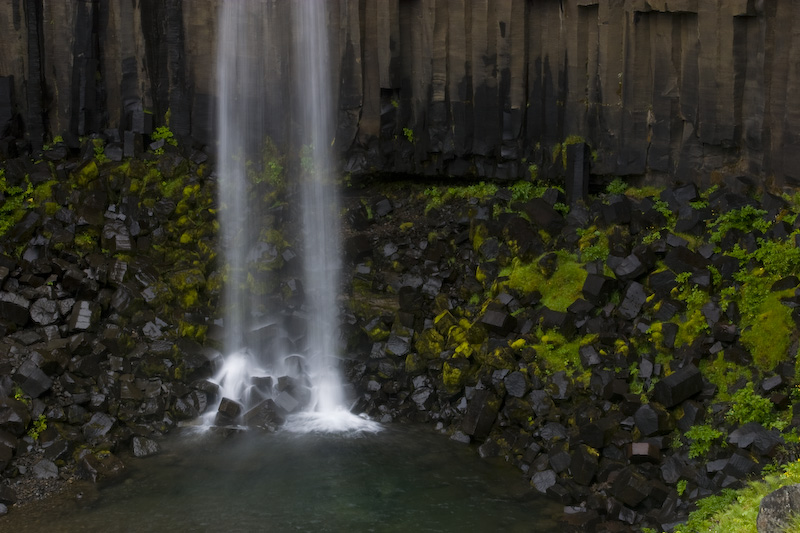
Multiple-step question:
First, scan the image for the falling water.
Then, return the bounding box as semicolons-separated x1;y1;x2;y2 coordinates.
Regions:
212;0;378;433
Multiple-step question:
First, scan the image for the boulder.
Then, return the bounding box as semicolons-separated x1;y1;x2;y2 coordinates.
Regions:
633;403;672;437
611;468;653;508
79;451;125;482
82;412;116;442
68;300;102;332
757;484;800;533
461;389;499;439
132;436;161;457
243;399;286;429
570;444;599;486
13;359;53;398
0;398;31;436
0;291;30;325
32;458;59;479
652;364;703;408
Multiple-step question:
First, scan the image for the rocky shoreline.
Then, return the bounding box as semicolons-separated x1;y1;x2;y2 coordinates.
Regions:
0;137;799;531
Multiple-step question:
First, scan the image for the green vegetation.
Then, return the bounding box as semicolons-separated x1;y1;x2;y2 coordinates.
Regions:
605;177;627;195
0;173;32;237
27;414;47;440
403;127;415;143
673;459;800;533
726;383;778;429
708;205;771;245
500;251;587;312
151;125;178;155
552;135;586;168
93;138;110;163
422;182;499;213
684;424;724;459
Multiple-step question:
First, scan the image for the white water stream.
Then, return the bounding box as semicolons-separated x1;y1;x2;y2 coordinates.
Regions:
212;0;378;433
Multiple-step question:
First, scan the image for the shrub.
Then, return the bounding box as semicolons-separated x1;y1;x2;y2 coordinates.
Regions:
685;424;724;459
726;383;776;428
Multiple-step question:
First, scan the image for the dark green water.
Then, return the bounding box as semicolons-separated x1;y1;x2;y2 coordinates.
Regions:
2;425;562;532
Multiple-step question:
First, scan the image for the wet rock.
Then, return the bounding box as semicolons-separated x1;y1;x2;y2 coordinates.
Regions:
504;371;528;398
582;274;616;306
102;220;133;252
29;297;60;325
652;364;703;408
570;444;599;486
385;334;411;357
618;281;647;320
32;458;58;479
634;403;672;437
243;399;286;430
528;390;555;417
79;451;125;482
611;468;653;508
82;412;116;442
68;300;102;332
757;484;800;533
580;417;617;449
728;422;783;456
531;469;557;494
0;291;30;325
0;485;16;505
627;442;662;464
0;398;31;436
13;358;53;398
132;436;160;457
217;397;243;419
461;389;499;439
411;387;435;411
480;309;517;336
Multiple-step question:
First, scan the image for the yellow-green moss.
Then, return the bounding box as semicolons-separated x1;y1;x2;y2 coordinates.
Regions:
699;353;751;402
443;361;465;390
502;252;587;312
740;291;795;370
673;308;710;348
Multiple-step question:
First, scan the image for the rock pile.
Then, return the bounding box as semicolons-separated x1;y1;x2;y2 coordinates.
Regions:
341;179;800;531
0;138;223;509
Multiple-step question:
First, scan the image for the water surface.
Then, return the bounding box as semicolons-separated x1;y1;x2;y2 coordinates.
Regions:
2;425;562;532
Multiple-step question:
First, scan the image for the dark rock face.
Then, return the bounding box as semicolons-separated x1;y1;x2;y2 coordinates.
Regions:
0;2;797;184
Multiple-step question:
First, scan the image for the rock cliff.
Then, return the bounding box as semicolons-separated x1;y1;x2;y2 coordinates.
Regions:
1;0;797;186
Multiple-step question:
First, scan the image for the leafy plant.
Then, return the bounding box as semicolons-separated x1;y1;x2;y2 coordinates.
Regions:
403;127;415;143
27;414;47;440
605;177;627;195
708;205;771;244
150;125;178;155
685;424;724;459
726;383;776;428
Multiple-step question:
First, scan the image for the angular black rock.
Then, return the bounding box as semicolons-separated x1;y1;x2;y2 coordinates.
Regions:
461;389;499;439
652;364;703;408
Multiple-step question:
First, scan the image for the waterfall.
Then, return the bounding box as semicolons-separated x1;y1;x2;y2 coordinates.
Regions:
210;0;379;433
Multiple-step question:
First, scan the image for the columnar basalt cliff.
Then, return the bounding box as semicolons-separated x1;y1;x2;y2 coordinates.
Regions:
0;1;797;185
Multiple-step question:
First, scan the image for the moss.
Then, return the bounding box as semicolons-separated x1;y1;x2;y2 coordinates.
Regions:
673;308;710;348
74;160;99;187
530;329;588;373
404;353;424;373
502;252;587;312
739;290;795;370
434;310;458;334
443;361;465;391
365;322;391;343
472;222;488;253
32;180;58;204
699;353;751;402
